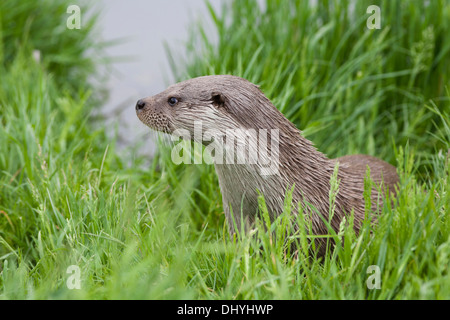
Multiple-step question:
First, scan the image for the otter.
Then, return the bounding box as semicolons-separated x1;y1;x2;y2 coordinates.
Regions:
136;75;398;255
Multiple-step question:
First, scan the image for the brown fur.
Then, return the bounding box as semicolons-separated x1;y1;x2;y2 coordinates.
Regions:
136;75;399;255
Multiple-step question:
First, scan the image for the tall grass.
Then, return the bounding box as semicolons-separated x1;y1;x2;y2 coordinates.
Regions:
1;0;449;299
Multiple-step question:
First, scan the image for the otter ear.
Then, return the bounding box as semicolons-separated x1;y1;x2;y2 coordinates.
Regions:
211;92;226;109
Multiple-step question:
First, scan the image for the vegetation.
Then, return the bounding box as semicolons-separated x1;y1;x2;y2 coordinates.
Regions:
0;0;449;299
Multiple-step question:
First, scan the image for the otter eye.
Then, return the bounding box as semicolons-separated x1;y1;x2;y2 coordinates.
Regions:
168;97;178;106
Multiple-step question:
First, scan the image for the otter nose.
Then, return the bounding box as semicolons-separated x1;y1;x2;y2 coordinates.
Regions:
135;99;146;112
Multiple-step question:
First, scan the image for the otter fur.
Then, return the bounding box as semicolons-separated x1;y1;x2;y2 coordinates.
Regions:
136;75;398;255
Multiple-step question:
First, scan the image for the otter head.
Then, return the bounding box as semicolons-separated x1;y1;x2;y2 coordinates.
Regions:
136;75;285;144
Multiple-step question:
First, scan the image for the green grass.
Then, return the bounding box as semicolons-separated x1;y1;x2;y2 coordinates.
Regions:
1;0;449;299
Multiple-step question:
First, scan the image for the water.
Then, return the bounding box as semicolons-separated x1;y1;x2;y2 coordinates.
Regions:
97;0;222;156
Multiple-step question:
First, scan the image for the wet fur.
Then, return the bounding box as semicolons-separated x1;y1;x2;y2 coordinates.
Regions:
137;75;399;255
